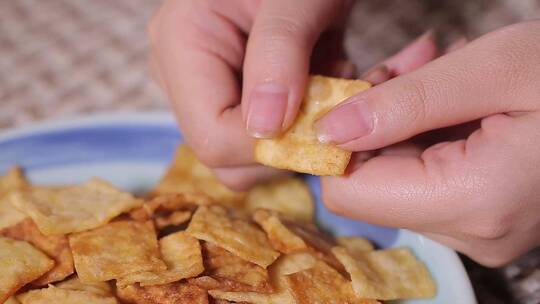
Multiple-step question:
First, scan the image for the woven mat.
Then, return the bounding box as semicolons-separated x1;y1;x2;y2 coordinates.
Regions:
0;1;538;303
0;0;166;129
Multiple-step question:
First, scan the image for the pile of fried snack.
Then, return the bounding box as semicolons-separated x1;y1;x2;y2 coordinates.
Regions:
0;144;435;304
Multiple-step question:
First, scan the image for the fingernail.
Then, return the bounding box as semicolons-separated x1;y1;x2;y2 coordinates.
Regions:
315;98;373;144
360;64;390;85
246;83;288;138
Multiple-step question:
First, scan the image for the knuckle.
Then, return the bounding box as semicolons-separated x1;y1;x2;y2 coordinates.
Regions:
215;174;252;192
321;188;346;216
472;222;510;241
256;15;313;49
189;137;229;168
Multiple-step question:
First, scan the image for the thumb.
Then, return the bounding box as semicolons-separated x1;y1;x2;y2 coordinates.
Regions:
315;22;540;151
242;0;348;138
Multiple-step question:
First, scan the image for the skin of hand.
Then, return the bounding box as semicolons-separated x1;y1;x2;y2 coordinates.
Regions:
316;21;540;267
148;0;353;190
149;0;540;267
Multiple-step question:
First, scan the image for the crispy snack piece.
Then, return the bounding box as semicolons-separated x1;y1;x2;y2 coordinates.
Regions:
332;246;436;300
118;231;204;286
253;209;307;254
16;285;117;304
155;210;192;230
208;252;314;304
186;205;279;268
287;260;380;304
69;221;166;283
0;167;28;229
245;177;314;223
5;297;19;304
56;276;113;297
116;282;209;304
129;194;202;230
153;145;246;208
255;75;371;175
198;242;272;293
336;236;375;257
10;178;142;235
254;210;343;272
1;219;74;285
0;237;54;303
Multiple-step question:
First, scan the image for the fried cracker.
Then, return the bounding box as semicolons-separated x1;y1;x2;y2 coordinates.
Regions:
116;282;208;304
255;75;371;175
10;178;142;235
69;221;166;283
16;285;117;304
186;205;279;268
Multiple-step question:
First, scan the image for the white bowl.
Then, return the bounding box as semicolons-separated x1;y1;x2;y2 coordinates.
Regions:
0;113;477;304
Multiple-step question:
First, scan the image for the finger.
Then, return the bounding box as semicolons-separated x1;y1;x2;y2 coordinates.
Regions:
242;0;348;138
383;30;439;76
321;111;536;229
445;36;468;53
316;22;540;151
148;52;166;93
213;165;290;191
359;31;439;85
150;0;254;167
360;64;391;85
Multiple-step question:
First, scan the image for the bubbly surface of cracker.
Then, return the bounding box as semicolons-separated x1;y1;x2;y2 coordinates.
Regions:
117;282;209;304
202;242;272;293
55;276;113;297
0;167;28;229
186;205;279;268
253;209;307;253
10;178;142;235
332;246;436;300
16;285;117;304
153;145;246;208
0;237;54;303
245;177;314;222
118;231;204;286
1;219;74;285
69;221;166;283
255;75;371;175
287;260;380;304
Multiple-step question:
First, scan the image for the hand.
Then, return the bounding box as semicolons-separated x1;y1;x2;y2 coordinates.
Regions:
316;21;540;266
148;0;352;190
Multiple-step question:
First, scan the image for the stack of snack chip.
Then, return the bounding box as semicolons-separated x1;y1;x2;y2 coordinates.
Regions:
0;145;435;304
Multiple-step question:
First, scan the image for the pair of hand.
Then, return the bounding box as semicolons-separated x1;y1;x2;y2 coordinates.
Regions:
148;0;540;267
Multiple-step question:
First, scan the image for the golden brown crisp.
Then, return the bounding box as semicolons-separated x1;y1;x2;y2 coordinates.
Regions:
1;219;74;285
332;246;436;300
16;285;117;304
118;231;204;286
153;145;246;208
186;205;279;268
10;178;142;235
245;177;314;223
287;260;380;304
116;282;209;304
0;167;28;230
0;237;54;303
255;75;371;175
69;221;166;283
200;242;272;293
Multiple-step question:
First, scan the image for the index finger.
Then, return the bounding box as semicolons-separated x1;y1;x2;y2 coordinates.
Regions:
150;0;254;167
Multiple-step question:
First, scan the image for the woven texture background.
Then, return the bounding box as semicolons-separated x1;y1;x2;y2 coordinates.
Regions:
0;1;539;303
0;0;166;129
